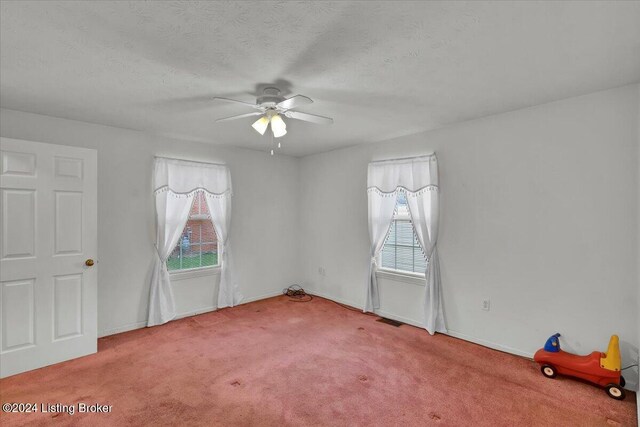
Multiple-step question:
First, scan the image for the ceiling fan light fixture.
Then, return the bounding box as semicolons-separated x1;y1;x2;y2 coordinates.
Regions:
251;116;270;135
213;90;332;153
270;114;287;138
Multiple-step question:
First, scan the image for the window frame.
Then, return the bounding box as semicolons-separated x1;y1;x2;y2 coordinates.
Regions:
377;198;426;285
167;193;221;279
170;264;221;281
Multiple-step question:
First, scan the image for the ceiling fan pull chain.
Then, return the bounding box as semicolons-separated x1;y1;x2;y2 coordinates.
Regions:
270;132;275;156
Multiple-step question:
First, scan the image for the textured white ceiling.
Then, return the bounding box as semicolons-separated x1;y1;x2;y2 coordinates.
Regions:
1;1;639;156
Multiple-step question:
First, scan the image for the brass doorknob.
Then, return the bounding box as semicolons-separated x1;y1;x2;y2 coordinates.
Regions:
85;259;95;267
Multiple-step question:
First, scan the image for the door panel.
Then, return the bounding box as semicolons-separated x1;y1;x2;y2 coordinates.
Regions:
2;189;36;258
54;191;83;255
1;279;35;351
53;274;83;340
0;137;97;378
54;156;83;180
1;150;36;176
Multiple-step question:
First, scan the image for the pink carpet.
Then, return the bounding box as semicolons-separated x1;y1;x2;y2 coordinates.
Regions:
1;296;636;426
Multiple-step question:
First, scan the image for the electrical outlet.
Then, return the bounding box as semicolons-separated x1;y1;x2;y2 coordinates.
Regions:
481;299;491;311
318;267;326;276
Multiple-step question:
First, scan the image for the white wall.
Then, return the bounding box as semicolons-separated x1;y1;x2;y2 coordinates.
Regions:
0;108;300;336
298;85;639;389
636;83;640;412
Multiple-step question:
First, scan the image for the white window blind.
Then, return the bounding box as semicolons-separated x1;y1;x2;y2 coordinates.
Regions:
380;191;427;274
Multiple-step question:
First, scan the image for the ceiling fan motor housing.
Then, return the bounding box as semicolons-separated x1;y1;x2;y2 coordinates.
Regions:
257;87;285;108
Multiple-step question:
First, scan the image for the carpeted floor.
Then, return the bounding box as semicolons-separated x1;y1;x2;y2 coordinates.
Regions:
0;296;637;426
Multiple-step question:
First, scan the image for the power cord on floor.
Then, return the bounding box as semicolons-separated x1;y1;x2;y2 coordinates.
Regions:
283;285;313;302
282;285;378;316
621;364;638;371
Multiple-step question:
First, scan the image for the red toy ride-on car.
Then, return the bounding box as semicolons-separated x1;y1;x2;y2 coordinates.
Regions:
534;333;626;400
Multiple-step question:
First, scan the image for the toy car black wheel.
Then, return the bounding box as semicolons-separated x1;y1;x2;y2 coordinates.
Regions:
619;376;625;387
541;364;557;378
605;384;625;400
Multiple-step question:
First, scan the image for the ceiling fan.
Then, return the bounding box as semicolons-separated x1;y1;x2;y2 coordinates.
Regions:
213;87;333;151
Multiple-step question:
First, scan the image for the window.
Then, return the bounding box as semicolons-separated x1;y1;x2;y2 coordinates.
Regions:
167;192;219;271
380;190;427;274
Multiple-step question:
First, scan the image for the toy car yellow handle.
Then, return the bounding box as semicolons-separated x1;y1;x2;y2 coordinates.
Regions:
600;335;621;371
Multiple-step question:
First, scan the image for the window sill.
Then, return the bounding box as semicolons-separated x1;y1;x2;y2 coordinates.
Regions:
376;269;425;286
169;266;221;281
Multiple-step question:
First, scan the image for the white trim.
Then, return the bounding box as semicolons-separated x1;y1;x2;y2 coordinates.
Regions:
98;308;219;338
376;269;425;286
306;290;362;309
373;307;533;358
445;330;534;359
170;266;221;281
372;308;422;327
238;289;284;305
98;320;147;338
98;288;535;362
98;290;283;338
370;153;436;164
175;306;216;320
154;155;226;167
306;290;534;359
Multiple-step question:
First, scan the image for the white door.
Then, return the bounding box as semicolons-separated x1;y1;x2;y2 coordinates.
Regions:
0;137;97;378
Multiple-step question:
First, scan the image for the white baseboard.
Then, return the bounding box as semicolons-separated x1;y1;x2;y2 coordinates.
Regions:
98;289;533;360
98;307;216;337
373;308;422;328
307;290;363;310
98;290;284;338
238;289;283;304
175;306;216;320
307;289;534;360
445;329;533;359
98;321;147;338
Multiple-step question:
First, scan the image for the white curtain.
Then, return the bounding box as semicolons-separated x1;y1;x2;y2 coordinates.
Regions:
407;182;445;334
147;158;238;327
147;193;193;326
366;154;446;335
365;192;398;311
204;192;239;308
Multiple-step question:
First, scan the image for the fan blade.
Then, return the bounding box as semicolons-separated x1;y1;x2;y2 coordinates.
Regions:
284;110;333;125
212;97;260;109
277;95;313;110
216;112;263;122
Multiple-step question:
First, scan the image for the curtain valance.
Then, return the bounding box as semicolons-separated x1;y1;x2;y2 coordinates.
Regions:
367;154;438;195
153;157;232;195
